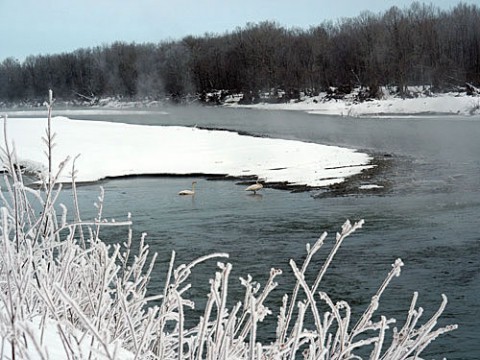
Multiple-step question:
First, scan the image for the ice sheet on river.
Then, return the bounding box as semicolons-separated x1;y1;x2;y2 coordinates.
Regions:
1;116;372;187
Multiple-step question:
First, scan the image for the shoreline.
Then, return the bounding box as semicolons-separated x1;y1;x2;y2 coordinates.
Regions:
2;88;480;118
1;116;373;189
223;91;480;117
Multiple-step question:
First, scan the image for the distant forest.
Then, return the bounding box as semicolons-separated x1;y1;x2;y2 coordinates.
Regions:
1;2;479;104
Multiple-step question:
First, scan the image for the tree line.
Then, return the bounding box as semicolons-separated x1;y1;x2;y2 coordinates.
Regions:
1;2;479;104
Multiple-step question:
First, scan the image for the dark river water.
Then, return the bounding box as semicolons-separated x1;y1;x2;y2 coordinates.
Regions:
49;106;479;359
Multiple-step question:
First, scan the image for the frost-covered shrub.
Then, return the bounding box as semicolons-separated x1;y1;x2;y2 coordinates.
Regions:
0;92;456;359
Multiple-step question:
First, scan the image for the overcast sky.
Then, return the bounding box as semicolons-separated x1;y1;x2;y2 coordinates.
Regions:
0;0;474;62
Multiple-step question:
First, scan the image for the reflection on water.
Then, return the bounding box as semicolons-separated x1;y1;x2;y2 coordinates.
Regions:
50;108;480;359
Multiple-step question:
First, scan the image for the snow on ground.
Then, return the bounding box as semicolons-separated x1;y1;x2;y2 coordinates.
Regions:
4;89;479;119
0;116;372;187
225;91;480;117
0;313;134;360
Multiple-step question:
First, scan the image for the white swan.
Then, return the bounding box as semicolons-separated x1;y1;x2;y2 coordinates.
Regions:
245;179;263;194
179;181;197;196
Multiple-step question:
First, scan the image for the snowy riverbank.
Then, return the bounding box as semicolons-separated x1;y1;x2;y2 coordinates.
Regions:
1;116;372;187
3;88;480;118
224;89;480;117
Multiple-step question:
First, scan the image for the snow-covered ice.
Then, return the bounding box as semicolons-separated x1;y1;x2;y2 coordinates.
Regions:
1;116;372;187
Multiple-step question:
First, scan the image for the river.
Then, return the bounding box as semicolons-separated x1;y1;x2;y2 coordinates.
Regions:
52;105;479;359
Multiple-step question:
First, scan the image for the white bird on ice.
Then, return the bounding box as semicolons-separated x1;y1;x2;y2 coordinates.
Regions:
245;178;264;194
179;181;197;196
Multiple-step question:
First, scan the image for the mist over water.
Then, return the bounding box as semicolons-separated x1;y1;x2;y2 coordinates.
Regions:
54;107;479;359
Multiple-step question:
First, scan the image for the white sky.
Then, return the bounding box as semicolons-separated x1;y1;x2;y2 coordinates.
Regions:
0;0;475;62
